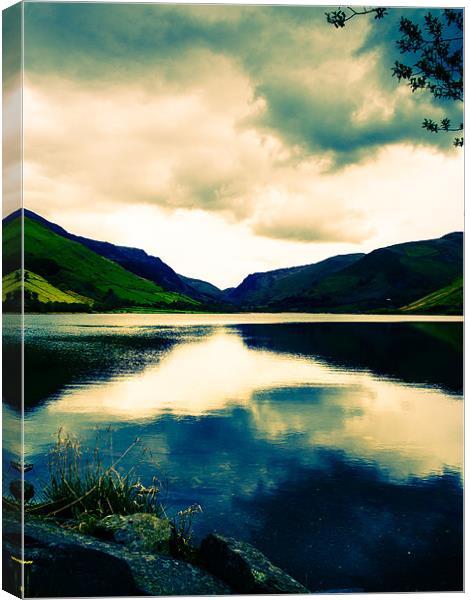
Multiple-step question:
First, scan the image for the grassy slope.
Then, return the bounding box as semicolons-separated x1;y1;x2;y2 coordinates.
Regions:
3;270;93;305
226;254;364;307
3;214;462;314
3;217;200;308
178;274;224;302
400;277;463;315
265;234;463;313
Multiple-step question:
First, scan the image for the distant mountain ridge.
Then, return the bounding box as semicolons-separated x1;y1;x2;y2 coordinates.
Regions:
3;213;201;312
2;210;463;314
20;209;224;305
233;231;462;313
224;253;365;306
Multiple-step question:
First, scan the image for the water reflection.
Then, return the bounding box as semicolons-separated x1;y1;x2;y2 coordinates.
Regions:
24;329;462;481
237;322;463;393
6;315;464;592
239;455;462;592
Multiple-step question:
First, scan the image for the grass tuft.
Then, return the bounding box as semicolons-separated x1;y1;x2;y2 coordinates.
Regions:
4;429;203;562
38;429;164;523
170;503;203;561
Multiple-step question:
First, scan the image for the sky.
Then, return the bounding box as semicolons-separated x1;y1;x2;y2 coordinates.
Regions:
3;2;464;288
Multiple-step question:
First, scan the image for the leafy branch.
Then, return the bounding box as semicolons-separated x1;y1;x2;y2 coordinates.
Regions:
326;6;388;28
422;118;463;147
325;7;464;146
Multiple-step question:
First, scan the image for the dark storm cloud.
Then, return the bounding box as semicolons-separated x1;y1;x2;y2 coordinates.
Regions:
250;7;463;166
23;3;462;168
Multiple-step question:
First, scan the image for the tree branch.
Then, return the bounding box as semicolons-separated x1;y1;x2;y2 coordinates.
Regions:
325;6;388;28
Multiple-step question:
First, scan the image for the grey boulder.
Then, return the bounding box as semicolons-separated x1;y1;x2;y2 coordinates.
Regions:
200;533;310;594
3;514;231;597
3;525;138;597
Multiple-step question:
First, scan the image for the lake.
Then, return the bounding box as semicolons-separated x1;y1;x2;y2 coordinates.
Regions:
3;313;463;592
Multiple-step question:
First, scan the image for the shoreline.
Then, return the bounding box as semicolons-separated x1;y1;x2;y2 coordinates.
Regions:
17;311;464;322
4;508;311;596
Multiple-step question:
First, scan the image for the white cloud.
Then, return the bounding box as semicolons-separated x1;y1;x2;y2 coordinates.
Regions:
22;40;463;287
23;66;384;248
3;78;22;217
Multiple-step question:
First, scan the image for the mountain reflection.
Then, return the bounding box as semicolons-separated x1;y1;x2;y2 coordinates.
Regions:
22;329;462;479
235;321;463;393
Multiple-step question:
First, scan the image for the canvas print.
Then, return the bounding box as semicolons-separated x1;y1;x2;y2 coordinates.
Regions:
2;2;464;597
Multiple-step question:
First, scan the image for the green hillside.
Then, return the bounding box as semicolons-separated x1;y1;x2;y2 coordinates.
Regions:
259;233;463;313
2;212;463;315
3;216;200;310
3;270;93;305
225;254;364;306
400;277;463;315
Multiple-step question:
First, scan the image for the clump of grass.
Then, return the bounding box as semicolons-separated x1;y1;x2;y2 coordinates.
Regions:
38;429;163;524
170;503;203;561
7;429;204;561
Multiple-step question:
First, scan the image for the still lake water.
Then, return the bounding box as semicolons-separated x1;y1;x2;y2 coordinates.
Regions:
3;313;463;592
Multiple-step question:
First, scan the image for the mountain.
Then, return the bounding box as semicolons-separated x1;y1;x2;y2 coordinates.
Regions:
3;214;201;311
226;232;463;313
224;254;365;307
2;210;463;314
178;275;225;302
22;209;224;305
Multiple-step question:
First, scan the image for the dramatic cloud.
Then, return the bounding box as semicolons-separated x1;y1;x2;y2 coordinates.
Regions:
249;186;372;243
19;3;464;286
24;68;266;213
23;70;375;245
23;4;462;163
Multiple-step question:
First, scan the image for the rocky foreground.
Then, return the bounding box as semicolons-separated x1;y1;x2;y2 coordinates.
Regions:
3;512;310;597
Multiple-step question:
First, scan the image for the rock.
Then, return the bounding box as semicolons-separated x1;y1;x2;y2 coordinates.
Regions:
200;533;310;594
3;520;138;597
121;552;232;596
9;479;35;502
98;512;172;554
3;513;231;597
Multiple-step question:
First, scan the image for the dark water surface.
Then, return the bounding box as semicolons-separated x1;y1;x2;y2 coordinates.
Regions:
3;314;463;592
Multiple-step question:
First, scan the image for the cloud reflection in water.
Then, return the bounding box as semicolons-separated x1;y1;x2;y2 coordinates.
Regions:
23;329;462;480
